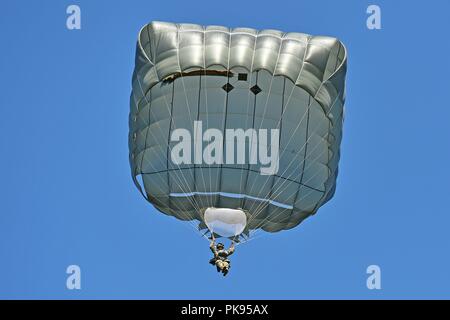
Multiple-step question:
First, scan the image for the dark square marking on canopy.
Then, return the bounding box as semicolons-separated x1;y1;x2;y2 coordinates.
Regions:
238;73;248;81
250;85;262;95
222;83;234;93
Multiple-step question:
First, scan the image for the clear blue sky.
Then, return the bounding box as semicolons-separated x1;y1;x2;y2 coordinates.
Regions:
1;0;450;299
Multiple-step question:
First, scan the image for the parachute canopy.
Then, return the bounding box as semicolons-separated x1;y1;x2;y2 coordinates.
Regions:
129;21;347;236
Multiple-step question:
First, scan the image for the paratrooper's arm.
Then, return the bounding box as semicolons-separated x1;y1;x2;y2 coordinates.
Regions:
210;237;217;256
227;241;235;256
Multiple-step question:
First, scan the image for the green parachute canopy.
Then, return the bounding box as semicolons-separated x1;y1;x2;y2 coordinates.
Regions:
129;21;347;238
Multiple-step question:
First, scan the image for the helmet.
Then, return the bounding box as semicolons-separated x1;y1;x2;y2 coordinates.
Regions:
216;243;224;250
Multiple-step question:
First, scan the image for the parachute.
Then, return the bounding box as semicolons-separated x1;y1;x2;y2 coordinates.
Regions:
129;21;347;239
204;208;247;238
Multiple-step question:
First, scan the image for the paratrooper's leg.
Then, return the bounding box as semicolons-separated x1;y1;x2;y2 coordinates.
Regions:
215;260;225;271
222;262;230;276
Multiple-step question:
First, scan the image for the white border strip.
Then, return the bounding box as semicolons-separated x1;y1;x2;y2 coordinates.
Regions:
169;191;293;210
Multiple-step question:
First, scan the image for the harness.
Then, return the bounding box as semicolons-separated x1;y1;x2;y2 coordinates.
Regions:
209;248;231;266
216;250;230;262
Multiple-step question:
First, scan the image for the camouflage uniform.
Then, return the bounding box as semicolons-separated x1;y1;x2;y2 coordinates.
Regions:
209;242;235;275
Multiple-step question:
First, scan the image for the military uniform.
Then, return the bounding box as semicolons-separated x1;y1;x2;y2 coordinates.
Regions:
209;242;235;275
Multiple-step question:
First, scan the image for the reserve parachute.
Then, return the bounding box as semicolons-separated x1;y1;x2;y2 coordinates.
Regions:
129;21;347;240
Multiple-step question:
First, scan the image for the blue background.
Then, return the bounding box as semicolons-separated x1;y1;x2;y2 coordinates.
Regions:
1;0;449;299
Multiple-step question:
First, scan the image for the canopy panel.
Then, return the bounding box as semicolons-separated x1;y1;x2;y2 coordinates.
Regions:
204;208;247;238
